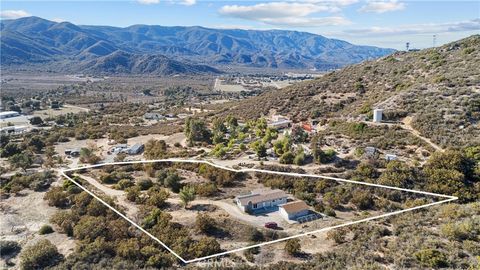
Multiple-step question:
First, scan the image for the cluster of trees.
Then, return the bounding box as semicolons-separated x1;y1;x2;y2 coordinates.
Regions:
42;176;223;268
144;139;168;159
185;117;211;146
1;170;55;195
1;134;45;170
311;135;336;164
351;149;479;202
79;146;101;164
197;163;245;187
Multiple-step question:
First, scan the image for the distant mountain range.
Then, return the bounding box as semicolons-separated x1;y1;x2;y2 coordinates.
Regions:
1;16;395;75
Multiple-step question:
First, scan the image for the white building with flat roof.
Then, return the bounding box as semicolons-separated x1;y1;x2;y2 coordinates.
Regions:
0;111;20;119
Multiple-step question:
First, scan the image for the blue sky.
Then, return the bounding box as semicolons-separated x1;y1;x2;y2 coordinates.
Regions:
1;0;479;49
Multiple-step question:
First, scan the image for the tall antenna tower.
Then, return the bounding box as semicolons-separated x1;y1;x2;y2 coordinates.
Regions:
406;42;410;51
433;35;437;47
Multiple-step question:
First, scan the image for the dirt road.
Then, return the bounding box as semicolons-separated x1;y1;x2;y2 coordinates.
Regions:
401;117;443;152
73;174;138;218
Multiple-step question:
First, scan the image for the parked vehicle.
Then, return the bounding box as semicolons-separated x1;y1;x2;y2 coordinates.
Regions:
264;222;278;229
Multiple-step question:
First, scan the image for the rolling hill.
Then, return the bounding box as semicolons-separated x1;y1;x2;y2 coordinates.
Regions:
0;16;394;73
221;35;480;148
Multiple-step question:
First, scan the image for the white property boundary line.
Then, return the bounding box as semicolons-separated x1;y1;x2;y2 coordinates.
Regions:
60;158;458;264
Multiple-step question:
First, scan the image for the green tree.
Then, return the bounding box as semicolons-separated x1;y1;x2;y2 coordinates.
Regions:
8;152;33;170
185;118;211;146
279;151;295;164
29;116;44;126
251;141;267;158
164;173;181;192
294;150;306;165
179;186;195;209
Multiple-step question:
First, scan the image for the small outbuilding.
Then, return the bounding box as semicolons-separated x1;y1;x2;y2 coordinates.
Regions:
279;201;310;221
373;109;383;122
127;143;144;155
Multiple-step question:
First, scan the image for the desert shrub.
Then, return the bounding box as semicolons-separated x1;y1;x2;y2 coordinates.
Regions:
73;216;108;242
44;187;70;208
50;211;77;236
247;228;264;242
125;186;142;203
164;173;181;192
350;190;375;210
20;239;62;270
38;225;54;235
284;239;301;256
115;179;134;190
144;139;168;159
440;218;479;241
327;228;347;244
414;248;448;268
195;213;217;234
192;237;221;257
137;179;153;190
194;182;218;197
145;187;169;208
324;207;336;217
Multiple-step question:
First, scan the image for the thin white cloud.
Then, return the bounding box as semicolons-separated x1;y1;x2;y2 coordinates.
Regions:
219;1;353;27
137;0;160;4
343;19;480;36
359;0;405;13
0;10;31;19
137;0;196;5
179;0;196;6
262;16;351;27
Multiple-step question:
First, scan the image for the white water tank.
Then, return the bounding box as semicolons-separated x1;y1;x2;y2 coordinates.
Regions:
373;109;383;122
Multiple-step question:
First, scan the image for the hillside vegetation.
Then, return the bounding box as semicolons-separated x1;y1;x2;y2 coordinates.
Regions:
224;35;480;148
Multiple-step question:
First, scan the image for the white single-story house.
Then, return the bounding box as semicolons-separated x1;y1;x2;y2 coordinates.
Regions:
0;111;20;119
279;201;310;221
235;189;288;213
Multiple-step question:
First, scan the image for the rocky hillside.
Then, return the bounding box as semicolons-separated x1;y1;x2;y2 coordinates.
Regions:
1;16;394;71
78;51;220;75
223;35;480;148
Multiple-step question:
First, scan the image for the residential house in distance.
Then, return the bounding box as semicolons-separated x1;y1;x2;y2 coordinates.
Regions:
235;189;288;213
0;111;20;119
267;115;292;129
279;201;310;221
144;112;165;121
385;154;398;161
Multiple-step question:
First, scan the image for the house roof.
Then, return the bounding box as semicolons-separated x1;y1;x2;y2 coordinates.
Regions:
279;201;309;214
236;189;287;206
